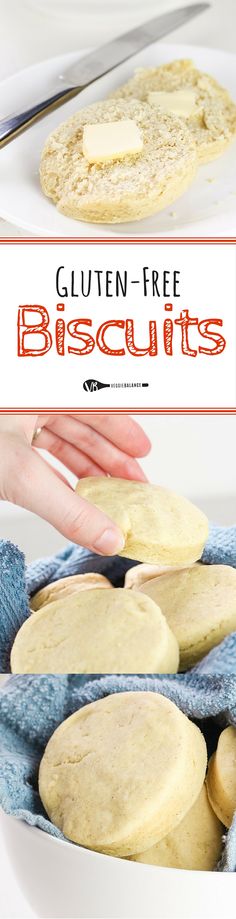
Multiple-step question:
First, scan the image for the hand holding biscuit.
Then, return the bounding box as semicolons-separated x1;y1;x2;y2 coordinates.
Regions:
0;413;150;554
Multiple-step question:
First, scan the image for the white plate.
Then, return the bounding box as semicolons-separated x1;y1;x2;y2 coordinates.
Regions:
0;42;236;237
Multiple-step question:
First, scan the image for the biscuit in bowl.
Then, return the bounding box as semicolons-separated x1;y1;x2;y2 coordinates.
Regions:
30;573;112;611
39;691;207;856
11;587;179;674
124;563;190;590
206;726;236;828
131;783;223;871
140;563;236;669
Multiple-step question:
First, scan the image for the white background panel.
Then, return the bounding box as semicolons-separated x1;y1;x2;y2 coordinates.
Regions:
0;242;235;408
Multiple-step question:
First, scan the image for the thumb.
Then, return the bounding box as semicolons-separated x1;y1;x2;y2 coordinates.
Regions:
5;440;125;556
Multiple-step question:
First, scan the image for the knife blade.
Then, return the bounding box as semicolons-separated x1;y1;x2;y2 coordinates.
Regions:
0;3;210;147
64;4;210;86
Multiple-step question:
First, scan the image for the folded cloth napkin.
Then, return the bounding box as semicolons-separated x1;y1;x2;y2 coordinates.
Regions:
0;523;236;673
0;672;236;872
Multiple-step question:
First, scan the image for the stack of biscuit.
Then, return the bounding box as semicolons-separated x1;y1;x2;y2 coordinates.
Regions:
40;59;236;223
10;476;236;674
38;689;233;871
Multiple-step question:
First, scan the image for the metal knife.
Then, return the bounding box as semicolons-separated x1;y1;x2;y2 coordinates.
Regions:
0;3;209;148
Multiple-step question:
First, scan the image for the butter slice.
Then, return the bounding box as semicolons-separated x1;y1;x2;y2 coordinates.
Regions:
83;120;143;164
148;89;197;117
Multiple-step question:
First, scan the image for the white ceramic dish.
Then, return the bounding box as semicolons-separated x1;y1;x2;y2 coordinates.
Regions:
0;43;236;237
1;812;234;919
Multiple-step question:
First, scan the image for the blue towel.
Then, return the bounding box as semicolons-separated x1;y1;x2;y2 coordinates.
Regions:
0;530;236;872
0;523;236;673
0;672;236;872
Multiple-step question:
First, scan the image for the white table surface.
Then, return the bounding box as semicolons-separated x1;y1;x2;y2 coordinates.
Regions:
0;0;236;237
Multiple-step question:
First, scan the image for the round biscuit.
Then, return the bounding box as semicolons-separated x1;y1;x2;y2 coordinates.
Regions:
31;573;112;611
206;726;236;828
39;690;207;856
11;587;179;674
76;477;209;567
132;783;223;871
140;563;236;669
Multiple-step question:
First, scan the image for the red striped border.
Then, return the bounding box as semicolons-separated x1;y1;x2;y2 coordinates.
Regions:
1;409;236;415
1;237;236;244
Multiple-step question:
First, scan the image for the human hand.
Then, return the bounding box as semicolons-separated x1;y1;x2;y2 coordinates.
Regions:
0;414;151;555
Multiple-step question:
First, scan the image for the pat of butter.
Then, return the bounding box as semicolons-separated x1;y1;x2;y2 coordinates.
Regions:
148;89;197;117
83;120;143;164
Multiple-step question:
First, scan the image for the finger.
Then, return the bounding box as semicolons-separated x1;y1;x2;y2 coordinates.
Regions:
7;442;125;556
44;416;148;481
32;413;151;460
0;414;38;443
35;428;107;478
69;413;151;457
38;454;73;487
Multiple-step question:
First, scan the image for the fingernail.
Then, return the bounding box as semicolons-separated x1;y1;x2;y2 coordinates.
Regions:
93;528;125;556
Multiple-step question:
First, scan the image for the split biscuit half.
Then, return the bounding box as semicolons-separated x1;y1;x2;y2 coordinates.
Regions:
40;97;197;223
112;59;236;164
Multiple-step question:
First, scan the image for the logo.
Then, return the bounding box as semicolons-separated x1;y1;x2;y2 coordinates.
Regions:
83;379;149;392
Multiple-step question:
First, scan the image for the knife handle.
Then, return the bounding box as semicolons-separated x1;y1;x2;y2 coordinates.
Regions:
0;85;82;149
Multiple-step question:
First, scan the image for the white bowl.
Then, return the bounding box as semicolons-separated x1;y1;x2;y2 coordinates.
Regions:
1;812;234;919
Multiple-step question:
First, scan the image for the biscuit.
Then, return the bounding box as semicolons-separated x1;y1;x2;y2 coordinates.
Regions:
124;563;188;590
132;783;223;871
140;563;236;669
206;727;236;828
10;587;179;674
39;691;207;856
112;59;236;164
76;477;208;566
30;573;111;611
40;97;197;223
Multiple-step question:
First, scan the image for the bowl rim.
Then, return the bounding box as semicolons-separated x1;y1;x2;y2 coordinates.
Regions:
4;815;221;877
